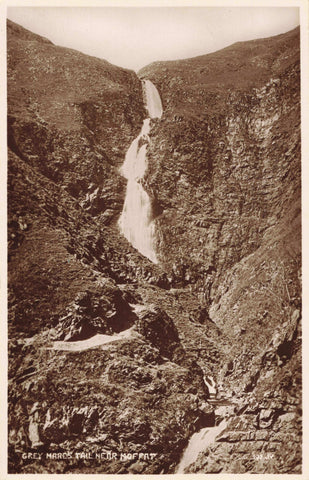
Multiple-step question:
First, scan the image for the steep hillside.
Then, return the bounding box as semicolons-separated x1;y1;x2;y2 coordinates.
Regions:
7;18;168;338
8;19;301;474
7;19;145;216
139;26;301;473
7;20;219;474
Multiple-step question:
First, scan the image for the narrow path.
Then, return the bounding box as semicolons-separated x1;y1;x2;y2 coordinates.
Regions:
50;327;135;352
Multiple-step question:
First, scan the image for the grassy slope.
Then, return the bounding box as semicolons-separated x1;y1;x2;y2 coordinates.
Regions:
139;27;299;110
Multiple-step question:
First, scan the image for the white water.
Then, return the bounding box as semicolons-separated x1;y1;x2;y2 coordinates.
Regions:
203;374;217;397
118;80;162;263
176;419;227;474
143;79;163;118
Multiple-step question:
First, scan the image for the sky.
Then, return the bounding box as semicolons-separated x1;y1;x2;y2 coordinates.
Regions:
7;6;300;71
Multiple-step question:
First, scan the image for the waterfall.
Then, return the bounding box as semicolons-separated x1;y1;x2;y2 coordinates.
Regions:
143;79;163;118
176;420;227;474
175;375;229;474
203;374;217;397
118;80;162;263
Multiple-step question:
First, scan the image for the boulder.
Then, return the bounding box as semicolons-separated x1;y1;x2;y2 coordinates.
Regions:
135;306;180;358
55;282;137;341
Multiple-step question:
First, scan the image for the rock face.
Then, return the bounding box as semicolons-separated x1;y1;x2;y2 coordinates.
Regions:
139;26;301;473
8;19;301;474
53;281;137;341
139;27;300;286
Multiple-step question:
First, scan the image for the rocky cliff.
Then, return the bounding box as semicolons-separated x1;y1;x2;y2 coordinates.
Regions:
140;26;301;473
8;19;301;474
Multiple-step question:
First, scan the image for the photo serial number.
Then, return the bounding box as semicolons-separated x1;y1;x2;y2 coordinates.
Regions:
252;453;274;460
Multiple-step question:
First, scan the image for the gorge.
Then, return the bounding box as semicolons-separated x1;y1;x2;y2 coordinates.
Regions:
7;19;301;475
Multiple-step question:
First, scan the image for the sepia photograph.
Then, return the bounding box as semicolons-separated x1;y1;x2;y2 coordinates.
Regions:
4;1;307;476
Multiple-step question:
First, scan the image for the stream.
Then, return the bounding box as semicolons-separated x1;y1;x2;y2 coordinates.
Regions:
175;375;231;474
176;419;227;474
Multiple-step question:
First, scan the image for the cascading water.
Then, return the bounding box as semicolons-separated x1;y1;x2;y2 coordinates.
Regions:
176;419;227;474
118;80;163;263
143;79;163;118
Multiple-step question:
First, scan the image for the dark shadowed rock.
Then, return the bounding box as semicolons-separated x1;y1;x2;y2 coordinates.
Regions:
135;307;180;358
53;281;137;341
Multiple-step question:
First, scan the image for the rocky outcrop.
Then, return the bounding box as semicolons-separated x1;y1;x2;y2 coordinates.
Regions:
186;305;301;473
53;281;137;341
135;306;180;358
8;324;212;474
